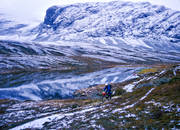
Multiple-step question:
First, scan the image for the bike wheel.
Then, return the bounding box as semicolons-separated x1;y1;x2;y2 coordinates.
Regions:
102;95;106;102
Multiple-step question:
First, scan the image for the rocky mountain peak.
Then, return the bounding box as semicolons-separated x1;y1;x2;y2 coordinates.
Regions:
36;1;180;42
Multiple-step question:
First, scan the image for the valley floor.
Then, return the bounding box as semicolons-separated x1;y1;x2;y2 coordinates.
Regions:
0;64;180;129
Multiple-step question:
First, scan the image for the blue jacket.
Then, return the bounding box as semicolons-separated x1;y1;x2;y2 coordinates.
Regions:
104;84;112;93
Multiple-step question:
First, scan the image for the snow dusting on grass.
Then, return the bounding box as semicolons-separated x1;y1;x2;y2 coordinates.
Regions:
11;106;97;130
140;88;155;101
112;87;155;113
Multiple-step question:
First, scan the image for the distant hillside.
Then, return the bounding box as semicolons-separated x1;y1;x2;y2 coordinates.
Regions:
34;1;180;42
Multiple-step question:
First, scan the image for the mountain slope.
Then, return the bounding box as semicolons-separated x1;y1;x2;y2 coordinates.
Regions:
35;1;180;43
0;65;179;129
0;1;179;129
0;1;180;76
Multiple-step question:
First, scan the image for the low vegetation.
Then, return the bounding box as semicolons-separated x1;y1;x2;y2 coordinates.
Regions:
0;65;179;129
138;68;158;74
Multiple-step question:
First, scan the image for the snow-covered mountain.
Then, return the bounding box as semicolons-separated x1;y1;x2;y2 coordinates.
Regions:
0;1;180;74
0;2;180;128
35;1;180;43
0;1;180;100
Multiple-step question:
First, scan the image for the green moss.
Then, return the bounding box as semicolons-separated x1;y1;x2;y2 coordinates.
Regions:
168;76;180;84
114;87;126;96
96;117;120;129
144;78;180;104
138;68;158;74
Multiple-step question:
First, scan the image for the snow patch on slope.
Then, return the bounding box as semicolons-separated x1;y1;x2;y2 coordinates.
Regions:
112;87;155;113
11;106;97;130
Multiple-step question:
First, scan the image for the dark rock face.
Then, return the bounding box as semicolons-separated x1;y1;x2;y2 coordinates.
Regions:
44;6;59;26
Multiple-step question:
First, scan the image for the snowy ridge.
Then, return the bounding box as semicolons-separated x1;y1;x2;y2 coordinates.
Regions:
0;1;180;73
35;1;180;43
26;1;180;65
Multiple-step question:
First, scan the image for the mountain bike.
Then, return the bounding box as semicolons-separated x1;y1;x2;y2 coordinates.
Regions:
102;91;111;102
